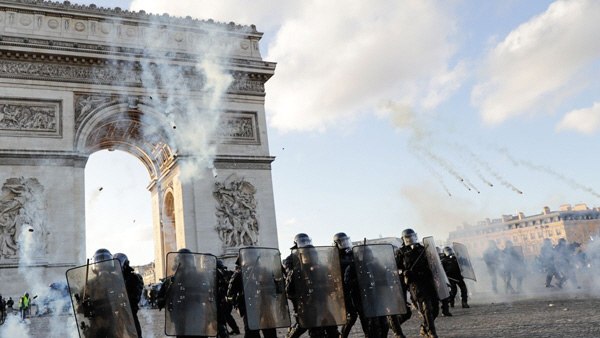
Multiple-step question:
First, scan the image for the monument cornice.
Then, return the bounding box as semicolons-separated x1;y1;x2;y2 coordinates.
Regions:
0;0;260;35
0;52;273;94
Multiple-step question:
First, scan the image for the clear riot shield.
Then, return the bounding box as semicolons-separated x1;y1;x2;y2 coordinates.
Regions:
66;259;138;338
352;244;407;318
239;247;291;330
452;242;477;281
292;246;347;328
422;237;451;300
164;252;218;337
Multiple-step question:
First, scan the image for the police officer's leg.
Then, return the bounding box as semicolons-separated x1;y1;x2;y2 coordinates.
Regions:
324;325;339;338
449;281;458;308
308;327;326;338
458;279;469;307
261;328;277;338
340;299;358;338
132;308;143;337
440;298;451;316
242;315;260;338
387;315;406;338
419;296;438;338
375;316;389;338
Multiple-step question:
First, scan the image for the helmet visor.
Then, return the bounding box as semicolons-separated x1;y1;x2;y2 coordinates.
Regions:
339;237;352;249
403;233;418;246
296;236;313;248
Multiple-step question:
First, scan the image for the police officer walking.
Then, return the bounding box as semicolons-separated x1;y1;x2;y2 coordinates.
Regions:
440;246;469;310
540;239;563;288
285;233;342;338
114;252;145;338
483;240;500;293
334;232;367;338
395;229;439;338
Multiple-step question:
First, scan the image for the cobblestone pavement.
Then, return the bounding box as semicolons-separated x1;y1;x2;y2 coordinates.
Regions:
5;290;600;337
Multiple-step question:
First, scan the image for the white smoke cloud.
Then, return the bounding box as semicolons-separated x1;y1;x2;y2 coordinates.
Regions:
130;0;464;133
472;0;600;125
556;102;600;134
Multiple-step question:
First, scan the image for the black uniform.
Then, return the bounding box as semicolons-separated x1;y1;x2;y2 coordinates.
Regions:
284;249;340;338
220;267;241;335
344;262;389;338
440;254;468;308
157;264;229;338
338;247;367;338
227;268;277;338
396;244;439;338
123;265;144;338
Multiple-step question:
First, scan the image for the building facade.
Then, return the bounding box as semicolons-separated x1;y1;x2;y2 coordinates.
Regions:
448;204;600;259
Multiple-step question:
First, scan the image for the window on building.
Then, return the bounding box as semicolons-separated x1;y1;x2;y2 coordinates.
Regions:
530;233;535;239
513;236;518;242
538;232;543;238
522;235;527;241
547;229;554;236
556;229;562;235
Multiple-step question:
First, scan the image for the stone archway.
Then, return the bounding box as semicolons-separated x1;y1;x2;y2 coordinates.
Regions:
0;1;278;289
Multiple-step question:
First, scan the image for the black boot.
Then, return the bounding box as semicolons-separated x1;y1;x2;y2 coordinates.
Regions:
462;300;470;308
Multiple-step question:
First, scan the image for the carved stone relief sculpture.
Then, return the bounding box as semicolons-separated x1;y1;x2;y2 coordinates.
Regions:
213;174;259;247
0;100;59;134
0;177;48;261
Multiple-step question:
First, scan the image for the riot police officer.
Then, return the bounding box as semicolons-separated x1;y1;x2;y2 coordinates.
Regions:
483;240;501;293
540;239;563;288
114;252;144;338
227;255;278;338
334;232;367;338
285;233;341;338
395;229;439;338
501;241;525;294
440;246;469;309
344;246;389;338
157;248;229;338
218;260;241;335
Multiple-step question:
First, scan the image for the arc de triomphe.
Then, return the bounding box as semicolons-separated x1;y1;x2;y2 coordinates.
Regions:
0;0;278;287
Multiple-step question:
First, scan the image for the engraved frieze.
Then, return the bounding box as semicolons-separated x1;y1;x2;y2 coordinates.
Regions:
214;174;259;247
219;112;259;144
0;177;48;262
0;59;265;95
0;98;61;137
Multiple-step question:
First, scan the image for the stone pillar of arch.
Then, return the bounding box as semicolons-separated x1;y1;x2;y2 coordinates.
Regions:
0;1;278;289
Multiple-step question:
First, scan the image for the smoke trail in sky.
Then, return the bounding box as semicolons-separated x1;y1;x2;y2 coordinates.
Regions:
493;146;598;198
409;147;452;196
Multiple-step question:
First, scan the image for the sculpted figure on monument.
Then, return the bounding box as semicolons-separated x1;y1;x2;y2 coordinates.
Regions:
0;103;56;131
214;174;259;247
0;177;47;259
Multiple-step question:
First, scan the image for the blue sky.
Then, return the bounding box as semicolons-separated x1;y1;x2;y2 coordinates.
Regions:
79;0;600;265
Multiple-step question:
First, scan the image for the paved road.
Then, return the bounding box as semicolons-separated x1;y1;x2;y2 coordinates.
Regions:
4;290;600;337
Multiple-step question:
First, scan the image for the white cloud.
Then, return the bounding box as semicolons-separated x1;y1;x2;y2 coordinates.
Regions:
472;0;600;125
556;102;600;134
130;0;463;132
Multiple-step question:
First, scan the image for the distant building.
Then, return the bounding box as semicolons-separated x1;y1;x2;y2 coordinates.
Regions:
448;204;600;259
134;262;156;285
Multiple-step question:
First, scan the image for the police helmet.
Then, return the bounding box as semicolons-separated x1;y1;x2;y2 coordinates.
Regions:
217;259;226;269
558;238;567;246
172;248;195;271
333;232;352;249
113;253;129;269
93;248;113;263
543;238;552;246
443;246;454;257
401;228;418;246
293;233;313;248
